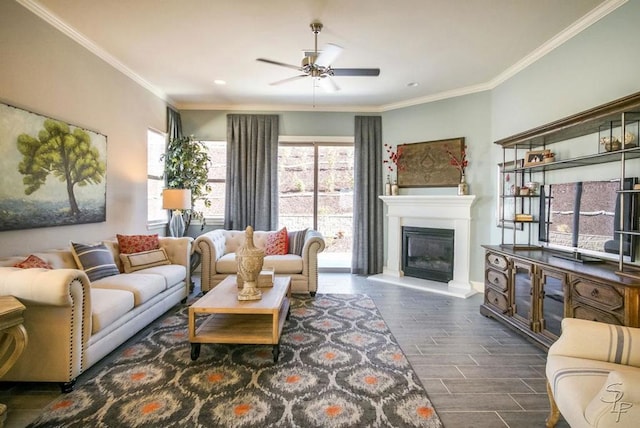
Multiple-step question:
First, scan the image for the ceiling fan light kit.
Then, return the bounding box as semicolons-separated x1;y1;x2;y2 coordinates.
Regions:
256;21;380;92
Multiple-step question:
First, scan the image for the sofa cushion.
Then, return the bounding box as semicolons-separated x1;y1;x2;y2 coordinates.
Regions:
92;273;166;306
288;229;308;255
120;248;171;273
116;234;160;254
13;255;53;269
71;242;120;282
135;264;186;288
265;227;288;255
90;288;135;334
585;369;640;427
263;255;303;274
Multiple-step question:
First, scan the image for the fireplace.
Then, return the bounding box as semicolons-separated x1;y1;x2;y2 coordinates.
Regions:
402;227;454;282
370;195;477;298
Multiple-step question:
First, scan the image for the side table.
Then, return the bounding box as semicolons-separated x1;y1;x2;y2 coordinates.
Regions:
0;296;28;428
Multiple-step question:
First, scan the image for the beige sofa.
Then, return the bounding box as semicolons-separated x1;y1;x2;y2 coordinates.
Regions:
0;237;191;392
194;229;325;295
545;318;640;428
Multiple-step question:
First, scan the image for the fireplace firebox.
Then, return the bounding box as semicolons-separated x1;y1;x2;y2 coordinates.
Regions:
402;226;454;283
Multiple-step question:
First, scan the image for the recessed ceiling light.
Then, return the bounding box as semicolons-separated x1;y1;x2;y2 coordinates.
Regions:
214;80;227;85
407;82;419;88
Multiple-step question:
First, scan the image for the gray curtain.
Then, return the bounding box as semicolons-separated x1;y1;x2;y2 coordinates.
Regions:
225;114;279;231
352;116;384;275
167;107;182;141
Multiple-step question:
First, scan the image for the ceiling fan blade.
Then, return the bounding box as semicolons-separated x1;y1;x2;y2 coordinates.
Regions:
256;58;302;71
315;43;343;67
332;68;380;77
270;75;308;86
318;76;340;92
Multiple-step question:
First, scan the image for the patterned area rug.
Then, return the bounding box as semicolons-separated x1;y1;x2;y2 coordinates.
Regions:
28;294;442;427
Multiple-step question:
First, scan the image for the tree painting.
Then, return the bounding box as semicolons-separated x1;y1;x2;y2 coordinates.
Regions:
0;102;107;231
16;119;106;216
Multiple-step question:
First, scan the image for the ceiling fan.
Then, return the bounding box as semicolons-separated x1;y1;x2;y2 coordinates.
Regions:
256;21;380;92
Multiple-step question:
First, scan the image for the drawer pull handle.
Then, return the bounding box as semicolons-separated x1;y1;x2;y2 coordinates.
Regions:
591;289;599;297
494;258;499;264
494;298;499;304
493;278;498;283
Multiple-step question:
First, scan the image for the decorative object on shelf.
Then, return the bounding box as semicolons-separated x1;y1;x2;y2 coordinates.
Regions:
391;180;399;195
397;137;464;187
496;160;524;230
600;131;637;152
523;149;550;167
236;226;265;301
162;135;212;234
519;187;530;196
0;102;107;232
385;175;391;195
162;188;192;237
525;182;540;194
543;151;555;163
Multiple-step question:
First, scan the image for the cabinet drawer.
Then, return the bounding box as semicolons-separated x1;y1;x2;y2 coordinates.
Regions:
571;278;624;311
572;304;624;326
486;252;508;271
486;288;509;313
486;269;508;292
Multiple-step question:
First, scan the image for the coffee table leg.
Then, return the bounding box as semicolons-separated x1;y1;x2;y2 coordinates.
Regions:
190;343;201;361
272;344;280;362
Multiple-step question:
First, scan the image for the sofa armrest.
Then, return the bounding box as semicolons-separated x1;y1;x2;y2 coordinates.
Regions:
549;318;640;367
585;370;640;427
0;267;91;384
301;230;325;293
194;230;228;292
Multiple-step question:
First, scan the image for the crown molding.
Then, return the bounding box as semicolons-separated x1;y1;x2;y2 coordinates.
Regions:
19;0;625;113
488;0;627;88
16;0;174;105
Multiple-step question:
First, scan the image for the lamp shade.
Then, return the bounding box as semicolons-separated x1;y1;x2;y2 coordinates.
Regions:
162;189;192;210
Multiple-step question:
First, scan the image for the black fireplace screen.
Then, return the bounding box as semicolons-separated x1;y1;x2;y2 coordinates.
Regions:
402;226;454;283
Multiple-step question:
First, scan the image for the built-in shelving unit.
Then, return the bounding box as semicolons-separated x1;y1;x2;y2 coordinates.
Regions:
484;92;640;348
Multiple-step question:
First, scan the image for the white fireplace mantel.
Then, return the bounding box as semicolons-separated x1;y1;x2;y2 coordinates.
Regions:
369;195;477;298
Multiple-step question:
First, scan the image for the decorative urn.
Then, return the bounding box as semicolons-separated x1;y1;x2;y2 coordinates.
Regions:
236;226;264;301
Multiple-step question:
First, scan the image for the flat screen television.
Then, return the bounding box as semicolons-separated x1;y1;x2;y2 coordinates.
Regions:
539;178;637;263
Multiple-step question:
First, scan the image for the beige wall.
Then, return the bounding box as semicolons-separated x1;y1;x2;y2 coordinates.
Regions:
0;1;167;257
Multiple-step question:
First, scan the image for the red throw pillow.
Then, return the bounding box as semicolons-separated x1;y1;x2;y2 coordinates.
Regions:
13;254;53;269
265;228;288;255
116;234;160;254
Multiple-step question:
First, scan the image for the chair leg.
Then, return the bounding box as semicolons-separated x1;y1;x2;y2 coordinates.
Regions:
545;380;561;428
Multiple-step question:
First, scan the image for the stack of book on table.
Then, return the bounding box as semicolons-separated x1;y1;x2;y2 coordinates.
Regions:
515;213;533;222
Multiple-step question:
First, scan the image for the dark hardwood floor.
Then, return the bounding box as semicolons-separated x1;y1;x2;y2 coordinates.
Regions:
0;273;569;427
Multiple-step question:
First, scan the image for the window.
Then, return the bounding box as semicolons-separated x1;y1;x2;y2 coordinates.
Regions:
197;141;226;220
147;129;166;224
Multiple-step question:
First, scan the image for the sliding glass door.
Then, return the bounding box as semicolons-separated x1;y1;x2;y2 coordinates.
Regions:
278;142;354;268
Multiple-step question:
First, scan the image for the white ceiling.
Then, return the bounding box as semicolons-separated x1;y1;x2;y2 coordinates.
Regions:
23;0;616;111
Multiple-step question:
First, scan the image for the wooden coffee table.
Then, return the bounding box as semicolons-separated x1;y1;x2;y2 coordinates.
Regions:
188;275;291;362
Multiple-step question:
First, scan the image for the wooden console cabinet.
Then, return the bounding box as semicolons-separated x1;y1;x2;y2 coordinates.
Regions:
481;245;640;349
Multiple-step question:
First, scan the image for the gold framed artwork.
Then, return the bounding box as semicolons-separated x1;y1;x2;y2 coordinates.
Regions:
397;137;464;187
523;149;550;167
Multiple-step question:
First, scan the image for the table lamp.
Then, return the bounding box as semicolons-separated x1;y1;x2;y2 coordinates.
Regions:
162;188;191;237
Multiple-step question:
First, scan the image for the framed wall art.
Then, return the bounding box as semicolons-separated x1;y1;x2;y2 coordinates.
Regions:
397;137;464;187
496;159;524;229
0;102;107;231
523;149;550;167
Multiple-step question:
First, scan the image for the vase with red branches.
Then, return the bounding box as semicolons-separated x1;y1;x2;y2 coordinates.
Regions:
383;143;403;195
445;144;469;195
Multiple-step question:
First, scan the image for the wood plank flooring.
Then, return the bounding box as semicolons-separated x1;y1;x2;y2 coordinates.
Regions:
0;273;570;427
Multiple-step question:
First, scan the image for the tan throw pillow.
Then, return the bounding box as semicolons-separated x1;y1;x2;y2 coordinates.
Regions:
120;248;171;273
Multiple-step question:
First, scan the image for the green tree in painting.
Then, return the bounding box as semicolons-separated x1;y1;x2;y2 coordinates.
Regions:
16;119;106;216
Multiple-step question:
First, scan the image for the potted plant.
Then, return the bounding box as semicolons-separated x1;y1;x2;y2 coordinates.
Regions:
161;135;212;235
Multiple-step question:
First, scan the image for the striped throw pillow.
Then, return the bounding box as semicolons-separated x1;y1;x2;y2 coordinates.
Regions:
71;242;120;282
288;228;308;256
